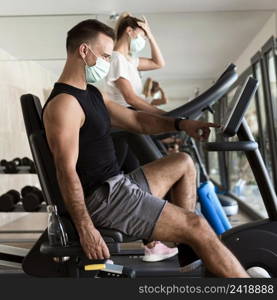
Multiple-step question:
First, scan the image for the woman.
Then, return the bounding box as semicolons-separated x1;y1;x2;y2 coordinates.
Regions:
105;13;165;113
105;13;177;263
143;78;168;106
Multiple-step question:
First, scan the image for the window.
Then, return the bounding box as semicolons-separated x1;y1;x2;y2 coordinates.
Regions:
261;37;277;191
266;50;277;131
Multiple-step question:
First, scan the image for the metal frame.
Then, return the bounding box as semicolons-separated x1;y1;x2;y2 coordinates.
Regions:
251;50;276;187
217;36;277;218
217;95;230;190
238;119;277;221
201;110;211;174
216;66;253;190
205;106;222;186
213;99;227;187
260;36;277;190
251;51;269;163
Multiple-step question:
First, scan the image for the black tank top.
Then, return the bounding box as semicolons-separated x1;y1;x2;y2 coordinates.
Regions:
42;82;120;197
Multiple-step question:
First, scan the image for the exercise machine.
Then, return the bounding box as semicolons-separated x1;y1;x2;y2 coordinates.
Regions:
17;63;241;278
204;76;277;277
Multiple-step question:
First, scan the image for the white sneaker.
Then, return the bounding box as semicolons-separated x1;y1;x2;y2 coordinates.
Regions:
247;266;271;278
105;259;114;265
142;241;178;262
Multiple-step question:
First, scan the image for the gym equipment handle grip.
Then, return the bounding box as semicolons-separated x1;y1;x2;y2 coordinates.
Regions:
204;141;258;152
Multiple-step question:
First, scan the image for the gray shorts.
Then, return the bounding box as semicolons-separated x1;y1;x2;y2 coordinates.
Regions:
85;168;167;240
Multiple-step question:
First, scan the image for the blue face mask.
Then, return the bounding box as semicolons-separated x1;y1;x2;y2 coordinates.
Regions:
83;47;110;83
130;34;146;54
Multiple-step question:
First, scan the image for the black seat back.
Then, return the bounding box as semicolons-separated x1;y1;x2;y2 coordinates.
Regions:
20;94;67;215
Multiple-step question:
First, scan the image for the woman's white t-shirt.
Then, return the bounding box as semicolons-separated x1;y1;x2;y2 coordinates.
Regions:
105;51;143;107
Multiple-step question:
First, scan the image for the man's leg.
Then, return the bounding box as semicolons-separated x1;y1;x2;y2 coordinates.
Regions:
142;152;248;277
142;152;197;211
151;202;249;278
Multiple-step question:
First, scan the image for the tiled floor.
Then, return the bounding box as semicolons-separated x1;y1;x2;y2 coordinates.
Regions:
229;210;251;227
0;209;252;250
0;209;253;273
0;212;47;247
0;209;254;274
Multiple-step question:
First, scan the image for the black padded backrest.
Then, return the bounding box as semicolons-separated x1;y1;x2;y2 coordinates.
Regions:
111;129;163;165
20;94;67;215
126;133;163;163
20;94;43;135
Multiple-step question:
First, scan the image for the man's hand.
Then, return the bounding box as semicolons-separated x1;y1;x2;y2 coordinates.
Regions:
181;119;221;141
79;224;110;260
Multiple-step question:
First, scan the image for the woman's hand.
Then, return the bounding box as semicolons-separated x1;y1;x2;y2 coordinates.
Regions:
138;16;152;38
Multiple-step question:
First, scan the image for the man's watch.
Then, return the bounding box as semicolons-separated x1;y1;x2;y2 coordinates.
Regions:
174;117;186;131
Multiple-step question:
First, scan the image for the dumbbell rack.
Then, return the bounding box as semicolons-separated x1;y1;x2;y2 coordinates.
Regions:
0;160;46;241
0;165;34;174
0;162;47;212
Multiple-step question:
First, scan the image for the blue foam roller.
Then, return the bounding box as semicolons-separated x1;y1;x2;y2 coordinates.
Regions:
198;181;232;234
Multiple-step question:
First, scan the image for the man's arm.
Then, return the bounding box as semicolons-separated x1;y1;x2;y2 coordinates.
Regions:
43;94;110;260
103;94;220;141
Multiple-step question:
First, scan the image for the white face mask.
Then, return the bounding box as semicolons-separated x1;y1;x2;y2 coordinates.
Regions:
130;34;146;54
83;46;110;83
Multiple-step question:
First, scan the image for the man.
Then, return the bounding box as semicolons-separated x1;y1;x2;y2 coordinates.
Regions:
42;19;249;278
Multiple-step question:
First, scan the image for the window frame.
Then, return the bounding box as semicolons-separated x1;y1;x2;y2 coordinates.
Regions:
260;36;277;191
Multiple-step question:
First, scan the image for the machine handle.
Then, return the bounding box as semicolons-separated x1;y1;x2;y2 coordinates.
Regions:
204;141;258;152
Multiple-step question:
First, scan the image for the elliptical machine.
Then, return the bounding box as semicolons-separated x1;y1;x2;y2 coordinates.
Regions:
204;75;277;277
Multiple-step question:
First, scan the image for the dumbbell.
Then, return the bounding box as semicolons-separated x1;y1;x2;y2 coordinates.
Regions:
0;159;7;166
0;159;6;172
21;157;36;173
0;159;18;173
0;190;21;211
21;186;44;212
12;157;22;167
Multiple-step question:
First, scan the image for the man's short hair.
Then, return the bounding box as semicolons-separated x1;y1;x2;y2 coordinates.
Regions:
66;19;115;53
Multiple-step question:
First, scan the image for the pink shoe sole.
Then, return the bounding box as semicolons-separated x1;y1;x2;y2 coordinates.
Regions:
142;248;178;262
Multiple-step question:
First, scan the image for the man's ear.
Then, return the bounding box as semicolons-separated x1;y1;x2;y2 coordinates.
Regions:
79;43;87;59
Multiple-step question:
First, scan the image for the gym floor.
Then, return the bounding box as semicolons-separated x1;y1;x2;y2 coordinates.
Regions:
0;209;251;258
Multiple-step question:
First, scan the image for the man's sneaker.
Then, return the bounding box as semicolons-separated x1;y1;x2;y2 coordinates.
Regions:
177;243;202;272
142;241;178;262
247;266;271;278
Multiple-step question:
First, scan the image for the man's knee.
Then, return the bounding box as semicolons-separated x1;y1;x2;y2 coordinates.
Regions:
190;213;207;230
182;212;211;241
174;152;196;174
